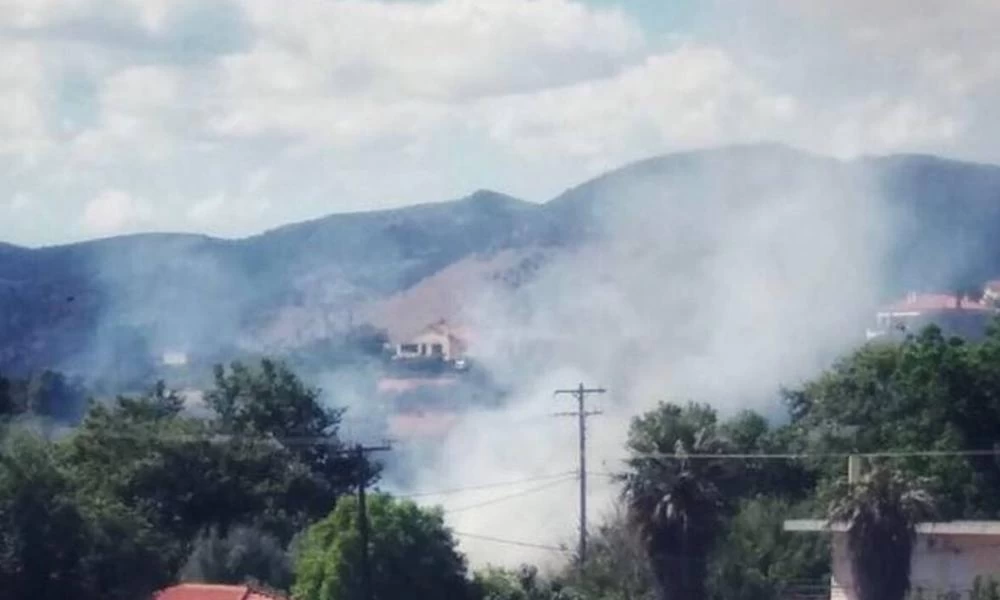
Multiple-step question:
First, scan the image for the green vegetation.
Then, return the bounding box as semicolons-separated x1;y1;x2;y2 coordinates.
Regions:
5;322;1000;599
294;495;474;600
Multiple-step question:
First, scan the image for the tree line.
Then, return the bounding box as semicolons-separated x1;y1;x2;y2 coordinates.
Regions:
4;323;1000;599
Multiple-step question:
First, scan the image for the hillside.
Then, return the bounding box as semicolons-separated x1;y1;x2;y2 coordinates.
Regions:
3;144;1000;382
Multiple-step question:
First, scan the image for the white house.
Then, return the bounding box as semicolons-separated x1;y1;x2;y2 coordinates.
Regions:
865;292;994;341
392;320;469;364
784;519;1000;600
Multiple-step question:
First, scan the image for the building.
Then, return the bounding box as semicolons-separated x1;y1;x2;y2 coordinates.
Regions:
984;281;1000;304
784;519;1000;600
865;292;994;341
392;319;469;365
154;584;287;600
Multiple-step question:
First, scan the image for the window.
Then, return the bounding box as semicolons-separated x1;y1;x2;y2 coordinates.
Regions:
400;344;419;353
431;343;444;356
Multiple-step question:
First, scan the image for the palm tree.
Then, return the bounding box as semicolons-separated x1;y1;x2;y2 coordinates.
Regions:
623;428;730;600
827;465;935;600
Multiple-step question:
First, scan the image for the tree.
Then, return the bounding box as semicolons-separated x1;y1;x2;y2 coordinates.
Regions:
785;327;1000;517
0;429;168;600
205;359;374;539
0;430;89;600
560;506;655;600
180;525;293;591
293;494;474;600
708;498;828;600
622;403;732;600
827;465;935;600
474;566;569;600
0;374;12;418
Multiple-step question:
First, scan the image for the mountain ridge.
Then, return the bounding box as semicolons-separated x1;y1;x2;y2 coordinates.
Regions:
3;143;1000;380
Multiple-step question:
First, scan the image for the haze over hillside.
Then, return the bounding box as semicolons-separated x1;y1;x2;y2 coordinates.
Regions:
2;143;1000;384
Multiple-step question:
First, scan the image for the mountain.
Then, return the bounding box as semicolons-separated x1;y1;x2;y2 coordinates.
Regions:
3;144;1000;381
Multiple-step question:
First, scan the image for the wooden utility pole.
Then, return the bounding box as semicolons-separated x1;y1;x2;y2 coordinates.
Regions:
555;383;606;566
350;443;392;600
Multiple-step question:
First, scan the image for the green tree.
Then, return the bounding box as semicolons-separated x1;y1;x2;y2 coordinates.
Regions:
561;506;655;600
180;525;293;591
622;403;731;600
0;430;89;600
474;565;569;600
293;494;474;600
0;374;12;418
785;326;1000;517
206;359;369;516
827;465;935;600
708;498;828;600
0;430;168;600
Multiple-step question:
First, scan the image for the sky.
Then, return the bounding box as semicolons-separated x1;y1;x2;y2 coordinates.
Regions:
0;0;997;246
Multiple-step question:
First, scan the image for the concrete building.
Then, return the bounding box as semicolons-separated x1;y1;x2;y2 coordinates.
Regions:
784;519;1000;600
392;319;469;364
866;293;994;341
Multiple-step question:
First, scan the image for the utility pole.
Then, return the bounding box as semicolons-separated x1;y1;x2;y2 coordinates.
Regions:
554;382;605;567
349;442;392;600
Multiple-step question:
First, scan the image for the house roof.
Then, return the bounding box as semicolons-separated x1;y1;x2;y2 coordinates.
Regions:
398;319;473;345
154;584;287;600
785;520;1000;536
880;293;992;314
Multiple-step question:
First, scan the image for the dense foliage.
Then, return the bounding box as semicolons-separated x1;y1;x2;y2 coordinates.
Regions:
1;359;369;599
5;322;1000;599
293;494;474;600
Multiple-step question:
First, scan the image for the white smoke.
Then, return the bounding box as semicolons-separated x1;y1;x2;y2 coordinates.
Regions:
405;146;898;567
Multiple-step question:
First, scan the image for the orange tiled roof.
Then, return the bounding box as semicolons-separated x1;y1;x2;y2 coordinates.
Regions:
154;584;286;600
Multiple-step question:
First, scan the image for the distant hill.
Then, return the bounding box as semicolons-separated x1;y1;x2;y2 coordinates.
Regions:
3;144;1000;381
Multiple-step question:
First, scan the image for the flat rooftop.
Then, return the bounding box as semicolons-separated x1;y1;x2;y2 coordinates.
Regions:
784;520;1000;536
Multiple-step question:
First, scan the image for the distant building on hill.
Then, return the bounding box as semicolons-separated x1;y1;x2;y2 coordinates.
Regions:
865;292;994;341
984;280;1000;305
391;319;470;367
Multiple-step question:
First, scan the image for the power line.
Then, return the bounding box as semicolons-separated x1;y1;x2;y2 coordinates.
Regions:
76;429;1000;461
396;471;578;498
443;476;577;514
554;382;605;567
349;443;392;600
619;448;1000;461
452;531;570;553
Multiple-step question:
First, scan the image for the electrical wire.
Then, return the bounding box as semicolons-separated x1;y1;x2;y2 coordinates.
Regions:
77;431;1000;462
443;476;577;514
396;471;578;498
619;448;1000;460
451;531;569;553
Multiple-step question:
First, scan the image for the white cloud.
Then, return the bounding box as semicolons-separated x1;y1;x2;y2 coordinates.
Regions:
478;44;799;163
80;188;152;235
239;0;643;100
205;0;645;147
0;40;51;159
0;0;997;243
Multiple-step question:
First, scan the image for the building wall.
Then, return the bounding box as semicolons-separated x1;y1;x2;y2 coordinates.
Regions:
396;330;453;360
830;534;1000;600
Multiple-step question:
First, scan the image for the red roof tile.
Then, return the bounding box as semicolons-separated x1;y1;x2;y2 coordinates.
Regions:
154;584;286;600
